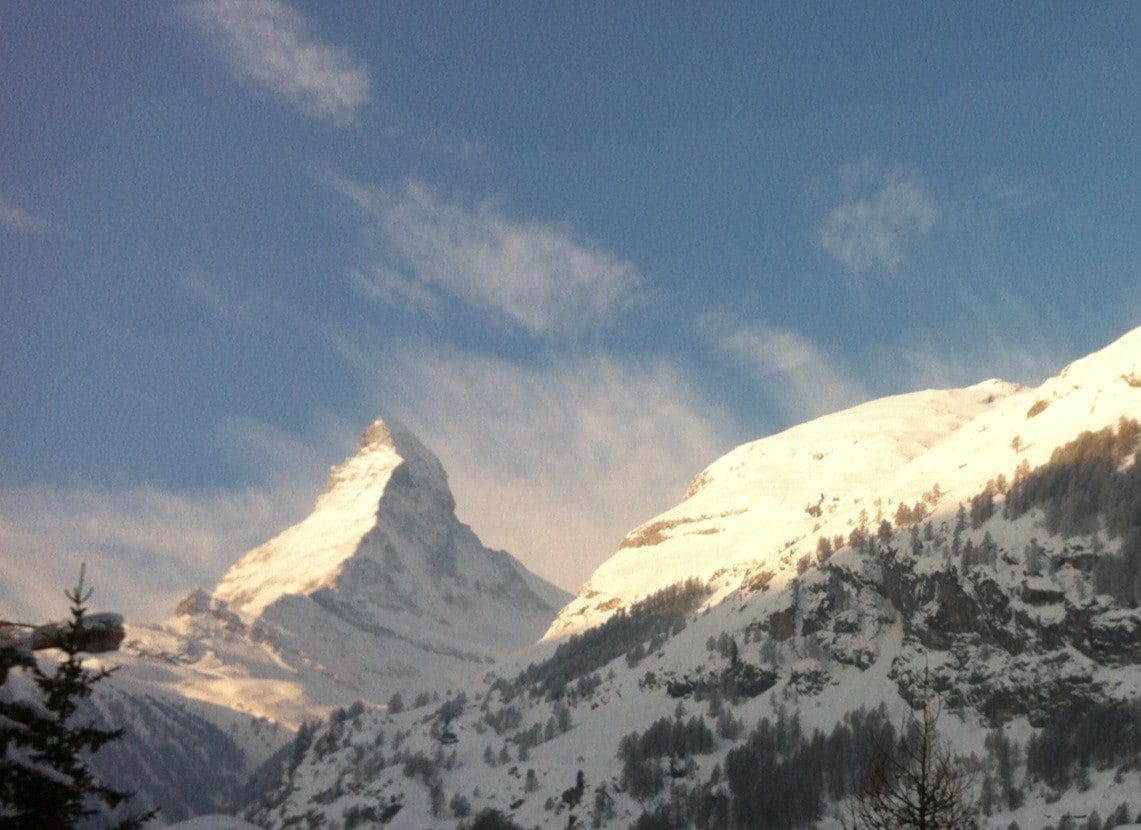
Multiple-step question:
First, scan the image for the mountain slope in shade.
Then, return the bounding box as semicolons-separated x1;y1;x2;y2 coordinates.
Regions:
549;327;1141;639
123;419;570;726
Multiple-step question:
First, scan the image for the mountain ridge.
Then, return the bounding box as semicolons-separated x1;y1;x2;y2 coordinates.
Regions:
240;326;1141;830
548;327;1141;640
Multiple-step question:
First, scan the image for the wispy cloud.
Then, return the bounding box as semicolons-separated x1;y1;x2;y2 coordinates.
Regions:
0;193;54;235
179;270;268;325
183;0;371;127
817;160;937;290
382;125;490;169
895;330;1063;393
326;337;731;590
349;264;438;316
331;179;645;336
0;485;299;624
703;313;868;424
977;173;1053;215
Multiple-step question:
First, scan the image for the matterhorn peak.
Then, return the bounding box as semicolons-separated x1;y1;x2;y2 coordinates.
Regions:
317;418;448;504
166;417;570;713
214;418;451;616
352;418;429;461
357;418;396;451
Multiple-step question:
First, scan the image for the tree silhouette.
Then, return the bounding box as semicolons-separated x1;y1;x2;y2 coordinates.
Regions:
0;568;155;828
844;686;978;830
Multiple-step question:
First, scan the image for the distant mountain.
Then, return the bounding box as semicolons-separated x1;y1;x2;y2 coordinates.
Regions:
242;328;1141;830
122;419;570;726
87;419;569;821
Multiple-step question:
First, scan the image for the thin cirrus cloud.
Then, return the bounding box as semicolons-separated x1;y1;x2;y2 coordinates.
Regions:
182;0;371;127
179;270;269;326
360;347;732;591
332;178;646;336
704;313;869;425
349;264;438;317
0;193;54;235
817;161;938;289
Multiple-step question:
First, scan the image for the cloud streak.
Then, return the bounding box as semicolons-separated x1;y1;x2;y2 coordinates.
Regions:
704;314;869;425
184;0;371;126
0;193;53;235
179;270;269;325
333;179;645;336
817;160;937;289
0;485;299;624
326;337;732;590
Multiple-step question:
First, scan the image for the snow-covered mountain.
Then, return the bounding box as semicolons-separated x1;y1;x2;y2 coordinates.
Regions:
242;327;1141;830
78;419;570;822
121;419;569;728
551;327;1141;639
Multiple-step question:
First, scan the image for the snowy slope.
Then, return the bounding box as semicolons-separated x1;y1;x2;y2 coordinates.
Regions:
550;327;1141;638
241;327;1141;830
247;497;1141;830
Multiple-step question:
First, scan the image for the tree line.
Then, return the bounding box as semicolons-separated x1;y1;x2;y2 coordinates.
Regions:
516;578;708;700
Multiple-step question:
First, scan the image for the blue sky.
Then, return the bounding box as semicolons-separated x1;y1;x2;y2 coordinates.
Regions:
2;1;1139;621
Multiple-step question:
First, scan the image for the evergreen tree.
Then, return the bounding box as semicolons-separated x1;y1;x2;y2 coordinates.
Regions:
386;691;404;714
984;726;1024;810
843;689;978;830
467;807;524;829
0;569;155;828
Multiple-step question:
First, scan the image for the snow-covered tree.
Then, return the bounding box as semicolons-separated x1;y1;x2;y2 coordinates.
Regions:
0;569;154;828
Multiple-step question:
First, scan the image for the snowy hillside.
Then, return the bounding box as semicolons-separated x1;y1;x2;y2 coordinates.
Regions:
551;327;1141;639
241;327;1141;830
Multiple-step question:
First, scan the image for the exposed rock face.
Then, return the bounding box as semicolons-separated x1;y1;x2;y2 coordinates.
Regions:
768;527;1141;729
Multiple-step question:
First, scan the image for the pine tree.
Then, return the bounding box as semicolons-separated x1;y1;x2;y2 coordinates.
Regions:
843;682;978;830
0;568;155;828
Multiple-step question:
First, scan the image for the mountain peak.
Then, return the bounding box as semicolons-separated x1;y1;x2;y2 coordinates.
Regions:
353;418;428;460
180;418;569;713
357;418;396;452
318;418;447;504
215;418;450;616
123;418;568;728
